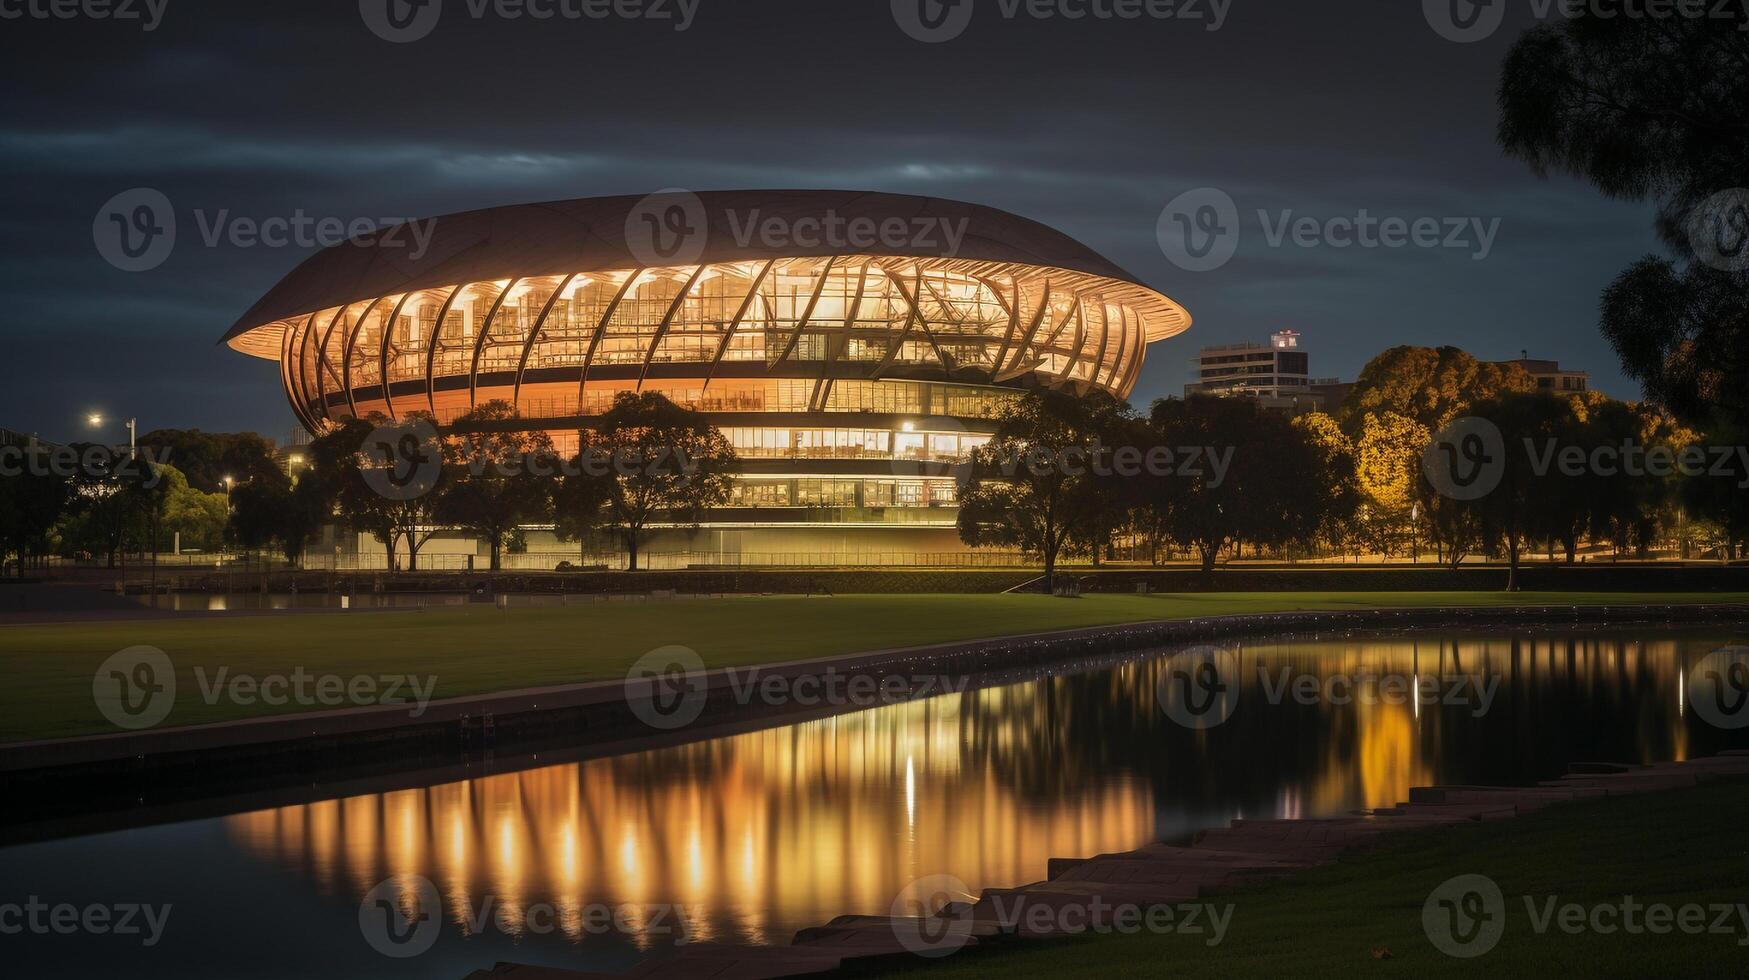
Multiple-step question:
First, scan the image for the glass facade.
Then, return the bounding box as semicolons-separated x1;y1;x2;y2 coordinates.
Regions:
237;250;1185;535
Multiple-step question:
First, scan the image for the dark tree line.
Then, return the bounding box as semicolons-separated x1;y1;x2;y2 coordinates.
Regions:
230;393;736;572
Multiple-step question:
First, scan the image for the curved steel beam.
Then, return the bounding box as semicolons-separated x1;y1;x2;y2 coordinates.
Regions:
313;305;351;424
701;259;774;391
771;256;838;369
880;263;951;372
280;318;317;434
293;313;320;428
376;291;418;421
577;269;643;413
421;284;468;417
340;294;387;420
1001;279;1053;375
512;272;579;411
1102;299;1129;392
468;278;523;410
638;265;707;391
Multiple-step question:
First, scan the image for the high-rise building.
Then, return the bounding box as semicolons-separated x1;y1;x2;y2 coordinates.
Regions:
1184;330;1341;414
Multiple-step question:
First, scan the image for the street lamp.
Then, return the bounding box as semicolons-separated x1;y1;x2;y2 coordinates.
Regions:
87;413;137;459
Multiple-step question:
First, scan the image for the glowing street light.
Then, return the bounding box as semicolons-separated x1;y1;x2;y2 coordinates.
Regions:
87;412;137;459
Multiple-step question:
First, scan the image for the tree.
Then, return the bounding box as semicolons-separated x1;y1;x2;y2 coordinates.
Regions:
1339;346;1535;434
138;429;282;494
346;414;446;571
1450;393;1575;591
1353;411;1438;562
957;389;1132;591
1145;396;1343;572
1499;14;1749;433
142;464;228;553
0;444;73;577
559;392;735;572
63;444;154;568
436;401;556;571
1291;412;1362;558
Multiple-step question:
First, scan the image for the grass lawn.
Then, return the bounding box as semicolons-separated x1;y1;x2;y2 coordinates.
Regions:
1;591;1744;742
854;776;1749;979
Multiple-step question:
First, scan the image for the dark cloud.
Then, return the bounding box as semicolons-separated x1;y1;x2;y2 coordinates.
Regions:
0;0;1659;442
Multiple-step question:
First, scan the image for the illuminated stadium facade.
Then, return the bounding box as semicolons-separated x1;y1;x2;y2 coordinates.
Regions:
224;191;1192;566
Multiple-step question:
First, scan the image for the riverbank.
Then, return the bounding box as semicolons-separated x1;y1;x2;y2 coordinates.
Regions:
5;591;1747;742
2;596;1746;848
461;755;1749;980
849;761;1749;979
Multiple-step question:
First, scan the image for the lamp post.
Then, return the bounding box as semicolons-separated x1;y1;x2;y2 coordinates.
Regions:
87;413;136;459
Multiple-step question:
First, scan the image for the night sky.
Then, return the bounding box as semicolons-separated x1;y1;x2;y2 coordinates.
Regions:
0;0;1661;446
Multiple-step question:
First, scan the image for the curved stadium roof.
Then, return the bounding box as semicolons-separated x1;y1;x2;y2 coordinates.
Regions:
222;190;1192;358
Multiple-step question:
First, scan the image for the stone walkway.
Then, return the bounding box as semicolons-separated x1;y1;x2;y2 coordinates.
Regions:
461;751;1749;980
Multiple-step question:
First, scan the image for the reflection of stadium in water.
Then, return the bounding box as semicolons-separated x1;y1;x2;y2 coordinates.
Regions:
224;630;1739;950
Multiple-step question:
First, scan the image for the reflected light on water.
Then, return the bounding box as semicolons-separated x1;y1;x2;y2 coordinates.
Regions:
223;631;1721;949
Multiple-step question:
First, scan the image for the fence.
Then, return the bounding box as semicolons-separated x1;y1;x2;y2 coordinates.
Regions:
294;550;1035;572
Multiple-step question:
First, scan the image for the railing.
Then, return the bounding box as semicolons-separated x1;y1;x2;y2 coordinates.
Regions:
294;550;1031;572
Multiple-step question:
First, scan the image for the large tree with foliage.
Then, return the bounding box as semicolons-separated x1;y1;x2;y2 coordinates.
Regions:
1144;395;1343;572
956;388;1133;590
0;447;73;577
1339;347;1535;434
1499;11;1749;501
138;429;282;494
436;401;556;571
557;392;735;572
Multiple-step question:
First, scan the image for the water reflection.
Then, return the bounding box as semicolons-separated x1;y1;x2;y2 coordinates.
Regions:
221;628;1744;957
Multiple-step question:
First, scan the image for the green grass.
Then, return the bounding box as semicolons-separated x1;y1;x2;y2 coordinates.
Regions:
1;591;1743;742
856;776;1749;979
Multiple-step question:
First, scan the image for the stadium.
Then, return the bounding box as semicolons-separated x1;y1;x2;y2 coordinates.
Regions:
222;190;1193;567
